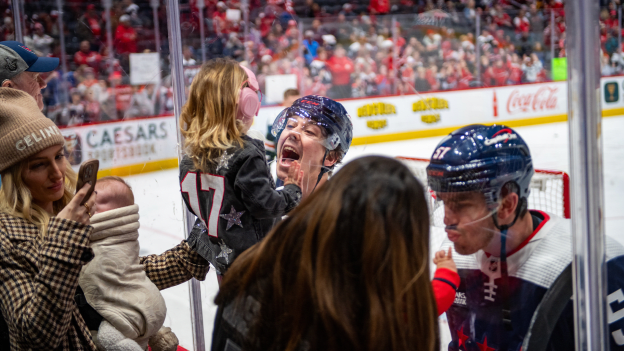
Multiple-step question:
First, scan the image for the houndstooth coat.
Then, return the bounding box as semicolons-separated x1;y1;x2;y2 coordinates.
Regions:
0;212;210;350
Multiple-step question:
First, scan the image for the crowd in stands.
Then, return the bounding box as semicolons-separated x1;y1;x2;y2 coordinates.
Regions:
0;0;621;126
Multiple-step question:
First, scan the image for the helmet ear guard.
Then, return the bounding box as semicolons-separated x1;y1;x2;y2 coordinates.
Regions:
491;181;529;231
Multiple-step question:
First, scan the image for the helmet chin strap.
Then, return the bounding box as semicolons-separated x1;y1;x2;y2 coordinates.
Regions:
312;150;329;193
491;196;527;351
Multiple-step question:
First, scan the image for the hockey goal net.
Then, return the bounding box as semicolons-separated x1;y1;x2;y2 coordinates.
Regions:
396;157;570;219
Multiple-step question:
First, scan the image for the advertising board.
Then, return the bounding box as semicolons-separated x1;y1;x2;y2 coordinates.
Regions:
61;77;624;175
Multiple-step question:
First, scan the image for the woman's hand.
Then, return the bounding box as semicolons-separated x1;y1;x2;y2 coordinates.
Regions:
284;160;304;188
56;183;97;225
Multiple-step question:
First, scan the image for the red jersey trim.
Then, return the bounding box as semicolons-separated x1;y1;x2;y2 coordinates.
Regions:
507;210;551;257
434;267;461;287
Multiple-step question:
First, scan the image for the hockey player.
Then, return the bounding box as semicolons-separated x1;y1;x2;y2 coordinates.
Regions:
271;95;460;316
427;124;624;350
178;58;303;277
271;95;353;199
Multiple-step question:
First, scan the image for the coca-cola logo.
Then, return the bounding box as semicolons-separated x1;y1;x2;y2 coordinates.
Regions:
506;86;558;114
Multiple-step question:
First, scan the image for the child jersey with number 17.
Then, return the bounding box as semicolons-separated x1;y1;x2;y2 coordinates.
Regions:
179;134;301;274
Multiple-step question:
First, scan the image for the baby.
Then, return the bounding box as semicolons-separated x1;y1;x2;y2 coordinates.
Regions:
79;176;177;351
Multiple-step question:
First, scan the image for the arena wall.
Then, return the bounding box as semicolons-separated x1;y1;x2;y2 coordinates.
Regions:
60;77;624;177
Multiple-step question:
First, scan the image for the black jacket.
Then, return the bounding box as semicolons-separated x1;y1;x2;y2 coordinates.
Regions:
179;135;301;273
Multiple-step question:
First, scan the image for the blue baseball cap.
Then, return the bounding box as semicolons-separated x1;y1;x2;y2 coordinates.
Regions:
0;41;59;82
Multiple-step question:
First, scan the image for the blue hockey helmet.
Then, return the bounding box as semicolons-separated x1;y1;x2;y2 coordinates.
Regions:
426;124;534;210
271;95;353;156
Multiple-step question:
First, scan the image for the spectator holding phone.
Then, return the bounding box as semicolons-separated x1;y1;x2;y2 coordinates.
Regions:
0;88;209;350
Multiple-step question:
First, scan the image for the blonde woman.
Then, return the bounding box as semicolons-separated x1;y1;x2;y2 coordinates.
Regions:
179;58;303;280
0;88;209;350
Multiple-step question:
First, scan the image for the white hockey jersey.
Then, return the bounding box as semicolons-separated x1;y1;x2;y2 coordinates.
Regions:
441;210;624;351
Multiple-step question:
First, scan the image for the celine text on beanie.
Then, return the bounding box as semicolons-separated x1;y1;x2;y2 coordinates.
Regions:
0;87;65;173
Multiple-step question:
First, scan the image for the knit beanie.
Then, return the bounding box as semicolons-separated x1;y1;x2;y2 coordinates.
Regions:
0;88;65;173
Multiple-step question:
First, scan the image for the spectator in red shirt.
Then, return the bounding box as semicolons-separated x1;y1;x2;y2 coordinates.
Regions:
508;53;523;85
426;64;440;91
76;4;102;45
369;0;390;15
513;8;530;36
74;41;102;74
456;60;473;89
480;55;494;86
213;1;228;22
555;16;566;37
546;0;565;18
114;15;138;55
326;46;354;99
114;15;138;72
492;4;512;29
604;10;619;29
255;13;271;38
491;58;510;86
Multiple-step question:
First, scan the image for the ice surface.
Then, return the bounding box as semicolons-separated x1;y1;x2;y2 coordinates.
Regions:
127;116;624;350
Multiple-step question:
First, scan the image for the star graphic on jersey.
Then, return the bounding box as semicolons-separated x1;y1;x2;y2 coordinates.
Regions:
476;335;495;351
216;150;234;172
457;326;469;349
220;205;245;230
216;241;233;264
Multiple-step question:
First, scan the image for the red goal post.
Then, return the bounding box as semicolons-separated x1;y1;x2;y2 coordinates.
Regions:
396;157;571;219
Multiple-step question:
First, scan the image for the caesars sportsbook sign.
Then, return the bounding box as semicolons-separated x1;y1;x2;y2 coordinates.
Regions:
60;116;178;171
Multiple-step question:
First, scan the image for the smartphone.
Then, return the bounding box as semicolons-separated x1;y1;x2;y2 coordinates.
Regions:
76;159;99;206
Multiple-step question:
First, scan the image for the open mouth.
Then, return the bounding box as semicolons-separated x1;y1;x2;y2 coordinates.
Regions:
280;146;301;165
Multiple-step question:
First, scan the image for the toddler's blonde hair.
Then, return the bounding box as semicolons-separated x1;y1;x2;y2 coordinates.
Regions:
180;58;249;172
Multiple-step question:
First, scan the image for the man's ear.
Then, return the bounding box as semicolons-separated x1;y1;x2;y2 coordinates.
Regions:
1;79;13;88
497;191;519;225
323;150;338;168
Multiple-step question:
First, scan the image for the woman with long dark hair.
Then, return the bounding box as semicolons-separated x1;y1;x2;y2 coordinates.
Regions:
212;155;439;351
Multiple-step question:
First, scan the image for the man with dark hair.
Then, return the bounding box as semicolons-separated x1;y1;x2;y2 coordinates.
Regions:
271;95;352;198
427;124;624;351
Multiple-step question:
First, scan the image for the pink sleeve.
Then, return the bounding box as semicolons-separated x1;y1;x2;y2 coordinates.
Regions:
432;267;460;316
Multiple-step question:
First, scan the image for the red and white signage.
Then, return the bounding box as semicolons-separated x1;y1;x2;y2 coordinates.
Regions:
59;78;623;172
495;81;567;120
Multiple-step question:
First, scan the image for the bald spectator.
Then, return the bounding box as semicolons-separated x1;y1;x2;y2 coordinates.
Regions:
74;41;102;73
0;41;59;110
